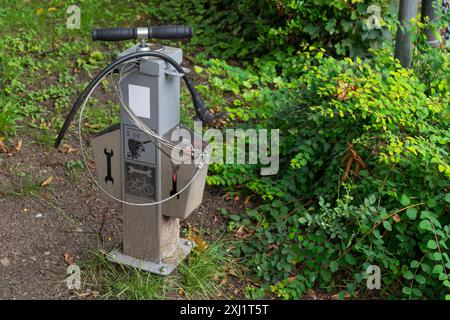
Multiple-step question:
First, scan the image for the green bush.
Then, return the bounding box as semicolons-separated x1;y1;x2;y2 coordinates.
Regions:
203;47;449;299
143;0;396;60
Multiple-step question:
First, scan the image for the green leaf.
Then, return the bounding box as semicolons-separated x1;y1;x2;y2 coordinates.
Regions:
321;269;331;282
403;271;414;280
420;210;432;219
400;194;410;206
421;263;431;273
445;193;450;203
415;274;426;285
383;220;392;231
373;229;382;239
330;261;339;273
368;194;376;205
406;208;417;220
347;282;356;293
402;286;412;295
410;260;420;268
345;253;356;265
418;220;432;231
427;240;437;250
433;252;442;261
426;198;437;208
432;265;443;274
230;214;241;222
412;288;422;297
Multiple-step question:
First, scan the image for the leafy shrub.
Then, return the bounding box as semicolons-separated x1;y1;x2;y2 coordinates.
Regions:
203;47;449;299
143;0;397;60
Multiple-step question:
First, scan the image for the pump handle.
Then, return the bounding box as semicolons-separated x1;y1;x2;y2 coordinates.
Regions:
92;25;193;41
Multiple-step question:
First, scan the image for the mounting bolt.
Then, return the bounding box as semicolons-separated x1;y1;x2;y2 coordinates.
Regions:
160;266;167;273
185;240;192;247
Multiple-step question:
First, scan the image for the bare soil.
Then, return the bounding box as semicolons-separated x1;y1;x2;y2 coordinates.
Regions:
0;133;244;300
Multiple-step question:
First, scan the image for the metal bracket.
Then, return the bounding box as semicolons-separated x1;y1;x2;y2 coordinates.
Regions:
108;238;195;276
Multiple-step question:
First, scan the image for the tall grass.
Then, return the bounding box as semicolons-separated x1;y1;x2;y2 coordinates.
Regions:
82;239;241;300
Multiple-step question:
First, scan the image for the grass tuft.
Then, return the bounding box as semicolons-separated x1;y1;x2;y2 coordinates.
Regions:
8;172;43;197
82;239;240;300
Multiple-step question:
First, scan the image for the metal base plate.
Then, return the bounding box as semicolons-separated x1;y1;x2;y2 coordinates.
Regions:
108;238;194;276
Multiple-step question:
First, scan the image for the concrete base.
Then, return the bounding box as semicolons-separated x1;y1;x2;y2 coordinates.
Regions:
108;238;194;276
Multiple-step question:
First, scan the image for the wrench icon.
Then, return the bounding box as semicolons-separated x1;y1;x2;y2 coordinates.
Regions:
104;148;114;184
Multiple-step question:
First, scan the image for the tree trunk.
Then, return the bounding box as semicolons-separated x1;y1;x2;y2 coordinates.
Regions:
394;0;419;68
421;0;441;47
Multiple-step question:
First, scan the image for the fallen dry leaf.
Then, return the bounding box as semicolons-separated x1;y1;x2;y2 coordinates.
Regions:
188;235;209;253
393;213;401;223
331;291;351;300
86;160;95;169
63;253;75;265
227;267;239;277
307;289;318;300
73;290;99;299
61;144;79;154
234;225;254;239
225;267;239;277
0;140;13;156
14;139;22;151
85;123;102;129
41;176;54;187
0;140;7;153
220;277;228;286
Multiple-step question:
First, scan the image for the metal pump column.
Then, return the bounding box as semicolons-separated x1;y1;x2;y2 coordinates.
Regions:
112;43;191;274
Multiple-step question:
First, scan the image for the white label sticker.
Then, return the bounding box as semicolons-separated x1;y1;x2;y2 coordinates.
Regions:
128;84;151;119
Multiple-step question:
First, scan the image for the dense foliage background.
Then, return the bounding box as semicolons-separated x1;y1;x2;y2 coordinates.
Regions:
148;0;449;299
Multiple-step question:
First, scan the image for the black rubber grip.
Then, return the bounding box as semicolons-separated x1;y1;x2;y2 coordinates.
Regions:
149;25;193;39
92;28;137;41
